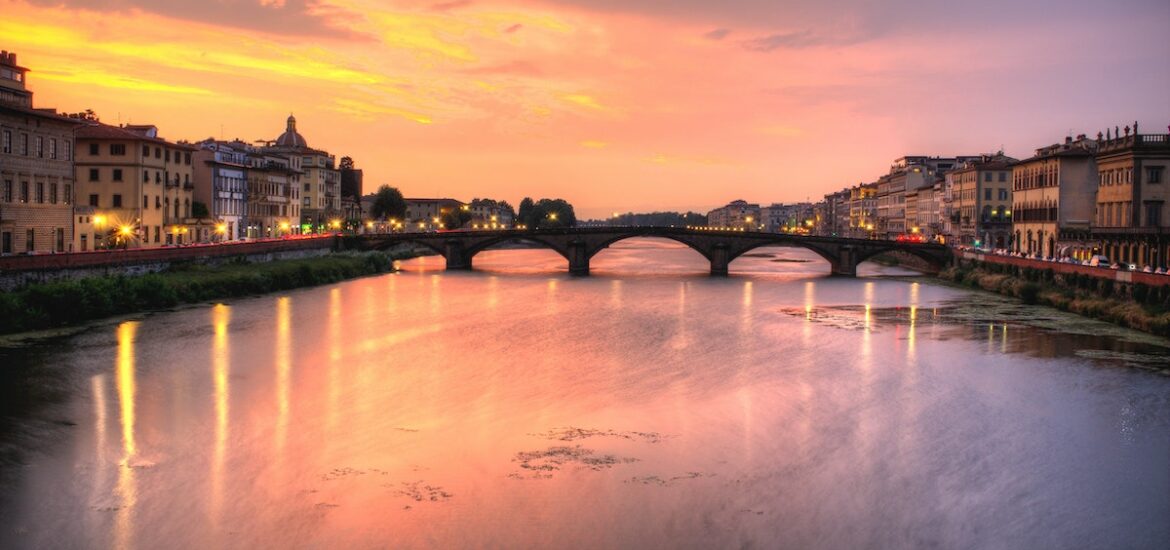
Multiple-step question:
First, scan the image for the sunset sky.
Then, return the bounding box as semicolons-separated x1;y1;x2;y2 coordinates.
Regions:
4;0;1168;218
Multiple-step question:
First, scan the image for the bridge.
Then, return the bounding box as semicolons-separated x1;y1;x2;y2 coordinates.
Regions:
351;227;952;277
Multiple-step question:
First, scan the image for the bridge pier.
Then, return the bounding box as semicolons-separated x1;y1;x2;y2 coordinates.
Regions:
444;241;473;270
567;240;590;275
710;244;730;276
830;246;858;277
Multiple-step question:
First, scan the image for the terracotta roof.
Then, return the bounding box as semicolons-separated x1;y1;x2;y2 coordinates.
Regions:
75;122;197;149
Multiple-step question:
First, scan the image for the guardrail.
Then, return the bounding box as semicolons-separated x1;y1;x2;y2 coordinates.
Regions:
958;250;1170;287
0;235;337;272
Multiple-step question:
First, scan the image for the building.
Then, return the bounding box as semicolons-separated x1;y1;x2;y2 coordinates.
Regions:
405;198;465;231
1011;134;1098;259
74;122;197;248
192;139;249;241
468;198;514;229
874;156;978;239
246;148;300;238
1092;123;1170;268
269;115;339;230
339;156;363;222
821;189;852;236
947;154;1016;248
707;200;760;230
849;183;878;238
0;50;79;254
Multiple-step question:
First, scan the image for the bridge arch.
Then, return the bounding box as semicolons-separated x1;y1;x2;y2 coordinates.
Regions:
585;232;714;263
463;235;572;262
853;245;948;273
723;239;840;271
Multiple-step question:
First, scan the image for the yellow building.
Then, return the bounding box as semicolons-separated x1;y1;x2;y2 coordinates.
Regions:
1093;123;1170;268
269;115;338;230
1011;135;1098;259
75;123;197;248
246;149;300;238
0;49;78;254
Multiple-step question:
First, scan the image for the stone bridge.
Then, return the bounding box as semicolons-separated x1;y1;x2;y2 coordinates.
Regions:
351;227;952;277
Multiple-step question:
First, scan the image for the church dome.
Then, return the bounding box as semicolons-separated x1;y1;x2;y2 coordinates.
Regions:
275;114;308;149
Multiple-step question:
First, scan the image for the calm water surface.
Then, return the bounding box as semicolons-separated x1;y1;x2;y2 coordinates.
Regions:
1;239;1169;549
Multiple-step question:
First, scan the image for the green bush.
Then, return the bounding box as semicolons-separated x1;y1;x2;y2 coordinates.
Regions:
1;251;400;335
1018;282;1042;305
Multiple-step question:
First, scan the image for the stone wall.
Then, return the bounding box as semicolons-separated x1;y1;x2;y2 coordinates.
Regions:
0;236;336;290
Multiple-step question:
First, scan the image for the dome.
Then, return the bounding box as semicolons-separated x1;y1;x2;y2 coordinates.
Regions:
275;114;308;149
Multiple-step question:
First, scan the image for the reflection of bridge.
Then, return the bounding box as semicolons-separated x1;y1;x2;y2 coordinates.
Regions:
353;227;952;277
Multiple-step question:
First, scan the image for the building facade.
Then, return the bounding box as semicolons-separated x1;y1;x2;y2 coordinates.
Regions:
948;154;1015;248
0;50;78;254
1092;124;1170;268
192;140;249;241
1011;135;1098;259
246;148;300;239
708;200;761;230
74;123;196;248
269;115;339;230
405;198;465;231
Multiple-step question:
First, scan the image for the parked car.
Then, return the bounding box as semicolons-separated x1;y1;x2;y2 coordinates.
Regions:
1087;255;1110;267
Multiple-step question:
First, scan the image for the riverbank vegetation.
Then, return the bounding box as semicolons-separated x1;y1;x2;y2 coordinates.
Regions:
0;251;410;336
941;264;1170;337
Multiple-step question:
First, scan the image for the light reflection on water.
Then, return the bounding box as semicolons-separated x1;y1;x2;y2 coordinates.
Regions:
0;238;1168;549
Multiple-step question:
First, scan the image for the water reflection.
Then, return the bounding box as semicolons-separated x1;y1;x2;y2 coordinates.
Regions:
210;304;230;527
1;244;1168;549
114;321;138;550
275;296;291;463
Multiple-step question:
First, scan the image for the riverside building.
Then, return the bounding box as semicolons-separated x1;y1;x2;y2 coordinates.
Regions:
0;49;79;254
74;122;197;248
1010;134;1098;259
1092;123;1170;268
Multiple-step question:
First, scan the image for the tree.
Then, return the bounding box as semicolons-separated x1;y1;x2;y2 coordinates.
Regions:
339;156;354;170
521;198;577;228
370;185;406;220
441;209;472;229
518;197;534;224
191;201;210;218
497;200;516;219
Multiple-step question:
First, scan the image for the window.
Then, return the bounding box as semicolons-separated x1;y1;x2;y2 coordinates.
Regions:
1149;167;1164;185
35;182;44;203
2;180;10;202
143;171;150;183
21;133;28;155
154;226;160;243
112;194;122;208
143;194;149;208
1147;202;1163;227
20;181;28;203
36;136;43;158
110;143;126;156
142;145;150;156
155;195;161;209
999;188;1008;200
89;194;99;207
89;168;99;181
2;231;11;254
64;141;71;161
27;229;35;252
999;172;1006;182
90;143;99;155
49;138;57;159
50;183;57;204
63;184;71;205
2;130;10;153
155;147;161;159
984;188;991;201
56;228;65;253
185;152;191;165
113;169;123;181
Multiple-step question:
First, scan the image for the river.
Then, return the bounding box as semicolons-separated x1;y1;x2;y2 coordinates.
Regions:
1;238;1168;549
